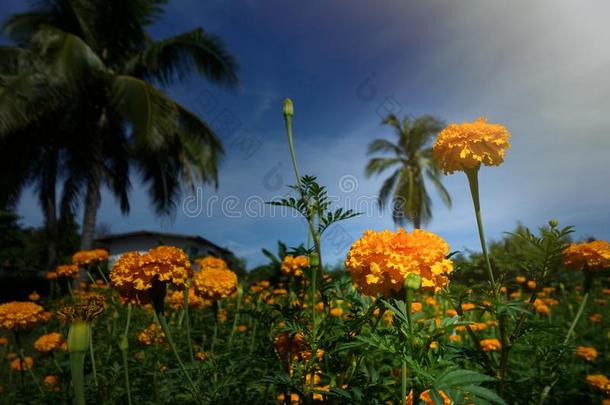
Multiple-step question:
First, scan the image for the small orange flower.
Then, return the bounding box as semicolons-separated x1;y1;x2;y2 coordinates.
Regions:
10;356;33;371
480;338;501;352
576;346;598;362
72;249;109;266
586;374;610;394
34;332;65;353
281;255;309;277
56;264;80;278
329;307;343;317
526;280;537;290
28;291;40;302
515;276;526;284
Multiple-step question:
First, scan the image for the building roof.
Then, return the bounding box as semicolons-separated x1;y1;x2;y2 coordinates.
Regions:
94;230;231;255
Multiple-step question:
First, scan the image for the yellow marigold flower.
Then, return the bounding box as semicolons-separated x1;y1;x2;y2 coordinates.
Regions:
330;307;344;317
10;356;33;371
0;301;47;330
28;291;40;302
564;240;610;271
195;256;228;271
72;249;109;266
432;117;511;174
586;374;610;393
195;351;207;361
137;324;165;346
429;341;438;349
34;332;65;353
110;246;192;305
345;229;453;297
192;267;238;301
281;255;309;277
480;338;501;352
576;346;598;362
56;264;80;278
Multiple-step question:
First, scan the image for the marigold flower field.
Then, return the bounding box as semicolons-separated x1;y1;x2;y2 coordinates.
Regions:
1;106;609;405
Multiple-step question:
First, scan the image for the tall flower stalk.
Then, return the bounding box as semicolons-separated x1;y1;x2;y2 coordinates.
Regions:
283;98;323;334
119;303;133;405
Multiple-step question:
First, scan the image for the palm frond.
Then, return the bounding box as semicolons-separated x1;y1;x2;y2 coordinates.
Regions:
124;27;239;88
366;138;402;156
364;157;401;177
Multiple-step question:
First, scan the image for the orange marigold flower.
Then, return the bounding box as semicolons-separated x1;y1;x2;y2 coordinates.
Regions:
515;276;526;284
480;338;501;352
195;256;228;271
0;301;47;330
46;271;58;280
166;288;210;309
419;389;452;405
56;264;80;278
34;332;65;353
72;249;109;266
576;346;598;362
110;246;192;305
276;393;300;404
461;302;476;312
590;313;603;323
137;323;165;346
28;291;40;302
329;307;343;317
446;309;458;317
433;117;511;174
449;334;461;342
10;356;33;371
44;375;58;386
0;337;8;345
564;240;610;271
281;255;309;277
192;267;238;301
586;374;610;393
345;229;453;297
195;351;207;361
527;280;537;290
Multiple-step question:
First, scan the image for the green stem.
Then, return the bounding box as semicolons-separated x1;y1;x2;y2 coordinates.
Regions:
70;351;86;405
465;169;496;289
183;286;195;364
121;304;133;405
402;288;414;405
538;291;590;404
563;292;589;345
156;311;199;399
228;288;243;348
89;327;98;387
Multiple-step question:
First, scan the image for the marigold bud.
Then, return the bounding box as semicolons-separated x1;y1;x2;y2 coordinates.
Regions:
404;273;422;291
283;98;294;117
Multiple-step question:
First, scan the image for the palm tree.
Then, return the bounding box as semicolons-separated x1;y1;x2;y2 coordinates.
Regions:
365;114;451;228
0;0;238;253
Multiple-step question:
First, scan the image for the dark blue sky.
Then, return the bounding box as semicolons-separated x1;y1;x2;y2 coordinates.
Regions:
4;1;610;267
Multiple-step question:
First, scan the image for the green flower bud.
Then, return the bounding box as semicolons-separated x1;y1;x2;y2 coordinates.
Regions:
283;98;294;117
119;334;129;351
404;273;422;291
549;219;558;228
67;320;91;353
309;252;320;267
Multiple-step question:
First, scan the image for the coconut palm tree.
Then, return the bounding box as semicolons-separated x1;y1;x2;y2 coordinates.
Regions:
365;114;451;228
0;0;238;253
